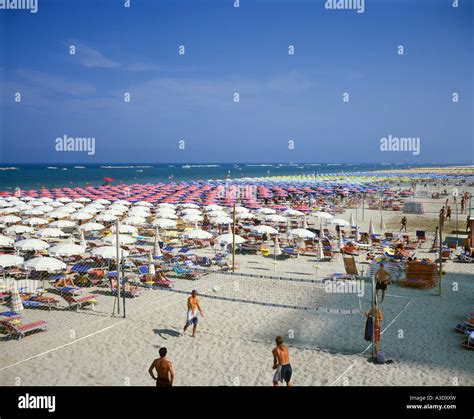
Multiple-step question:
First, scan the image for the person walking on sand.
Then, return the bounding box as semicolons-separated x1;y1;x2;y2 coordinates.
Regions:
375;263;391;303
148;347;174;386
180;290;203;337
446;206;452;222
399;216;407;232
272;336;292;387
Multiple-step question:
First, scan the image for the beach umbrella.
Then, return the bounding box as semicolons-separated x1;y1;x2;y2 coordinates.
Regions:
65;202;84;209
96;213;118;222
70;211;93;221
330;218;350;227
25;217;49;226
303;216;308;229
0;235;14;246
318;241;325;260
92;246;130;259
319;219;324;237
111;224;137;234
236;213;255;220
22;208;46;216
158;203;176;209
235;206;249;213
54;206;75;214
49;220;76;228
4;225;34;235
79;223;105;231
338;229;344;249
252;225;278;235
49;243;86;257
122;216;147;226
288;228;315;239
0;254;24;268
149;254;156;276
256;208;276;215
216;234;246;244
0;215;22;224
36;228;67;238
204;204;223;212
79;229;87;247
102;234;135;245
181;214;203;223
350;213;355;227
264;214;287;223
153;228;162;258
182;229;213;240
284;209;304;217
369;220;375;237
355;226;360;242
155;212;178;220
207;210;228;218
313;212;333;220
24;256;66;272
212;216;233;225
15;238;50;251
380;214;385;230
152;219;176;229
9;283;23;312
274;236;282;257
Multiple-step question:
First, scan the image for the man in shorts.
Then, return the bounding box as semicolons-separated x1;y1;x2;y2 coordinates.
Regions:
272;336;292;386
180;289;203;337
375;263;391;303
148;347;174;386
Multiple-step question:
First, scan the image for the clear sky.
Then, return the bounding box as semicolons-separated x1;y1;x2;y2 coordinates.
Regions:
0;0;472;164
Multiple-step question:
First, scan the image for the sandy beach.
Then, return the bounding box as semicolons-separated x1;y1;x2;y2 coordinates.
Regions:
1;185;473;387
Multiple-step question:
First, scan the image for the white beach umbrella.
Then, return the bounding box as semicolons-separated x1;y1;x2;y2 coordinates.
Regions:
57;206;76;214
111;224;138;234
79;229;87;247
318;241;325;260
70;211;93;221
0;254;24;268
216;233;246;244
212;216;233;225
24;256;66;272
349;213;355;227
252;225;278;235
110;204;128;212
4;225;34;235
369;220;375;237
113;200;131;206
355;226;360;242
135;201;153;207
234;206;249;214
264;214;287;223
236;213;255;220
22;208;46;216
330;218;350;227
181;208;201;215
36;228;67;238
207;210;228;218
283;209;304;217
1;207;21;214
25;217;49;226
57;197;73;203
155;212;178;220
274;236;282;257
48;210;70;219
256;208;276;215
96;213;118;222
158;203;176;209
180;203;200;209
95;199;111;205
102;209;124;217
35;205;54;213
0;235;14;246
152;219;177;229
9;284;23;312
0;215;22;224
182;214;203;223
74;197;91;203
128;209;150;218
79;222;106;232
204;204;223;212
66;202;84;209
92;246;130;259
49;220;76;229
182;229;213;240
15;239;50;251
338;229;344;249
288;228;315;239
303;217;308;229
102;234;135;245
49;243;86;257
313;212;333;220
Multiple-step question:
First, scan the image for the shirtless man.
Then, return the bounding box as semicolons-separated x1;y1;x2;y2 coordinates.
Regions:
375;264;391;303
180;290;203;337
148;347;174;387
272;336;292;387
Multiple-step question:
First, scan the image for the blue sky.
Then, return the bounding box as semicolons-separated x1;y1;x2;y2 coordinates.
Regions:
0;0;472;164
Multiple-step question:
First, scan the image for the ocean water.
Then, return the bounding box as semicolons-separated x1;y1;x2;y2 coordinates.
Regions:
0;163;437;191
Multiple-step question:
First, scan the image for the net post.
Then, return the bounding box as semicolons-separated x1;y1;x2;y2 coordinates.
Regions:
115;219;121;314
232;204;236;272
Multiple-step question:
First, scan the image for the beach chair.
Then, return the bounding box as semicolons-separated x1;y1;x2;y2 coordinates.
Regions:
109;279;141;298
282;247;299;258
21;294;59;311
343;255;360;277
1;319;48;340
171;265;203;280
62;293;97;310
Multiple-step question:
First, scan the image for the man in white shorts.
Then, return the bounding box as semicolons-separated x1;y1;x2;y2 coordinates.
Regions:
180;290;203;338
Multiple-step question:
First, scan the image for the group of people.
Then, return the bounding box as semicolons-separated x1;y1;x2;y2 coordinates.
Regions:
148;289;293;387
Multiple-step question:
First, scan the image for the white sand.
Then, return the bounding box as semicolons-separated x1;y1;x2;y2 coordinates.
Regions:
1;190;473;387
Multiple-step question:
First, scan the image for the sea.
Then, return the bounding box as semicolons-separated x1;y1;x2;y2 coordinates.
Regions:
0;163;450;192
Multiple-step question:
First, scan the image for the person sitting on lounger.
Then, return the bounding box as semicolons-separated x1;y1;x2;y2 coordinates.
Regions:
375;264;391;303
180;290;203;337
148;347;174;387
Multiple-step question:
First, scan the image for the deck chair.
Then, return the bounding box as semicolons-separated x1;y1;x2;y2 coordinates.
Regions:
62;293;97;310
1;319;48;340
343;255;360;277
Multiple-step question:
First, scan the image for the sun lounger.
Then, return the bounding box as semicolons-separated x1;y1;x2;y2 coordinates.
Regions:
62;293;97;310
172;265;203;280
343;255;360;277
455;323;474;334
282;247;299;258
1;319;48;340
21;294;59;311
